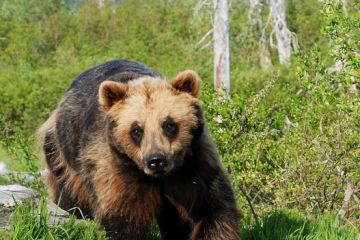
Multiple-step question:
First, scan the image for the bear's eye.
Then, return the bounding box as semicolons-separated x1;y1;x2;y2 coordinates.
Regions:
130;123;143;144
162;117;178;140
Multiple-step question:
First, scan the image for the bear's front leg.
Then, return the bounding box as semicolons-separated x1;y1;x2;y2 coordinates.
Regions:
190;171;240;240
166;168;240;240
101;215;149;240
157;197;192;240
190;216;240;240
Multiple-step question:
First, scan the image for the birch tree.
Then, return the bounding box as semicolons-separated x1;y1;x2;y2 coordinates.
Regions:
248;0;272;69
94;0;104;7
213;0;230;91
341;0;349;16
270;0;298;65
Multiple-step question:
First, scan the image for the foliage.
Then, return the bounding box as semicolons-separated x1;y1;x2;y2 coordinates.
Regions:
202;0;359;226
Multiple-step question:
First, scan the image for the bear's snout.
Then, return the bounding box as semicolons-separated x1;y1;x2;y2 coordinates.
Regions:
144;154;172;176
147;154;167;169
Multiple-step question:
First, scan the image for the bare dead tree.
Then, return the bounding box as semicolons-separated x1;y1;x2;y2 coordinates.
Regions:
213;0;230;91
270;0;298;65
341;0;349;16
248;0;272;69
94;0;105;8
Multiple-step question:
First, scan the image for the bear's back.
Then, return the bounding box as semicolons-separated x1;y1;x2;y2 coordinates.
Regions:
69;59;162;93
56;60;162;169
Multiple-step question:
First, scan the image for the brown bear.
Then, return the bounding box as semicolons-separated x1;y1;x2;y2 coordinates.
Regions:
37;60;240;240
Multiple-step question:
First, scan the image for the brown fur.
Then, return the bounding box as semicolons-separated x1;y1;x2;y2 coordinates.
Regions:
165;194;194;224
169;70;201;98
37;109;93;217
101;77;200;176
38;60;240;240
45;171;59;200
88;141;161;225
190;217;240;240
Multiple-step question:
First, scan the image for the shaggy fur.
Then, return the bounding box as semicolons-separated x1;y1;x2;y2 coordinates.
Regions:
37;60;240;240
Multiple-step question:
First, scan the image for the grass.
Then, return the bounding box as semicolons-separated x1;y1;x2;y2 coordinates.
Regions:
2;199;107;240
1;200;358;240
240;210;359;240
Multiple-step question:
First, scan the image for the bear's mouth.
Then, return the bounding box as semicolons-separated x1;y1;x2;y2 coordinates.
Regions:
147;169;167;177
144;166;172;177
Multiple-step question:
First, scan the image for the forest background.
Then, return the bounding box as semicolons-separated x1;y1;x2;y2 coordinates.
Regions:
0;0;359;239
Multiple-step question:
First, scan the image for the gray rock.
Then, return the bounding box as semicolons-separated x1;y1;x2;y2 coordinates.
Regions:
0;185;38;207
0;163;10;175
0;184;78;230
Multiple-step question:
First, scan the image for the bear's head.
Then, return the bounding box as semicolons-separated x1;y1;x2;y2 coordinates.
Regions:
99;70;203;177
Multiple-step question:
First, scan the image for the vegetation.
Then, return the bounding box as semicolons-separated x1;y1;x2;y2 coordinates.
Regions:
3;199;107;240
0;0;358;239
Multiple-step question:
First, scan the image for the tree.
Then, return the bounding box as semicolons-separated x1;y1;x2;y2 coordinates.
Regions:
270;0;298;65
213;0;230;91
341;0;349;16
94;0;104;7
248;0;272;69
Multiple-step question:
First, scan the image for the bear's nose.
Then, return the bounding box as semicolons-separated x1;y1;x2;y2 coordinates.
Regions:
146;154;167;171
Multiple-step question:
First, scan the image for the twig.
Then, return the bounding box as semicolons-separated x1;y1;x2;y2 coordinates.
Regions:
197;29;213;46
239;184;260;226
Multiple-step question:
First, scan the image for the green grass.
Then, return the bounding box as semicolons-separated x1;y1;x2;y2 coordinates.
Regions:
241;209;359;240
3;199;107;240
1;198;160;240
1;202;358;240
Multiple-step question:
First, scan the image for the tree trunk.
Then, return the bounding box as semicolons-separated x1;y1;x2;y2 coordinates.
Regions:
249;0;262;30
94;0;104;8
249;0;272;69
213;0;230;91
341;0;348;16
271;0;292;65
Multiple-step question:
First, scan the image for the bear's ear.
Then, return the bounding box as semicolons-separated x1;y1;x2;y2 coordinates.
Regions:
169;70;201;98
99;81;128;111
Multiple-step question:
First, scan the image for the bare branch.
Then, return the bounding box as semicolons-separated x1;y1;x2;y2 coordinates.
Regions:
338;181;354;221
197;29;213;46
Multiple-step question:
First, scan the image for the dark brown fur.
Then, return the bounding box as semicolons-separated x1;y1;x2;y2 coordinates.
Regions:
37;60;240;240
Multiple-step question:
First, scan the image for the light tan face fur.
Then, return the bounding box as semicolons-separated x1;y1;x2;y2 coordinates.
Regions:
99;70;201;177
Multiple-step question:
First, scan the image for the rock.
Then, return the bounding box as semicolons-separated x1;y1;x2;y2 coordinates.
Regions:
0;163;10;175
45;200;72;226
0;184;77;230
0;185;39;207
0;184;39;229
